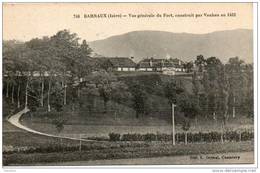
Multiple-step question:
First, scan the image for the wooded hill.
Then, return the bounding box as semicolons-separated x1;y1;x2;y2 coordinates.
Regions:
89;29;253;63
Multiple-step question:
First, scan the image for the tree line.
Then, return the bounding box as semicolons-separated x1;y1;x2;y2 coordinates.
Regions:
3;30;253;130
3;30;136;116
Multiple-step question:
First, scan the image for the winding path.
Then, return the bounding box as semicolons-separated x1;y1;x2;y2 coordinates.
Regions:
7;107;95;142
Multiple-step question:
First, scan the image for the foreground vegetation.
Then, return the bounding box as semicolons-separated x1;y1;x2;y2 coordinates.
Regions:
108;131;253;143
3;140;253;166
3;111;254;166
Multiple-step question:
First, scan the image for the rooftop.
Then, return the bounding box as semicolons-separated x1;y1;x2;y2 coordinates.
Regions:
95;57;136;67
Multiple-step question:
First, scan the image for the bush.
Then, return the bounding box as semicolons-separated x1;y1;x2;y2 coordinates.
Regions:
192;132;203;143
110;130;254;143
157;133;172;141
52;118;67;133
109;133;121;141
241;131;254;141
3;141;254;166
144;133;157;141
121;133;144;141
177;133;185;143
210;132;221;142
225;131;239;142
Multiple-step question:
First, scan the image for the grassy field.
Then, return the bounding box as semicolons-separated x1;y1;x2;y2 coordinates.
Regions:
2;106;254;166
3;118;254;166
3;120;93;147
20;110;253;139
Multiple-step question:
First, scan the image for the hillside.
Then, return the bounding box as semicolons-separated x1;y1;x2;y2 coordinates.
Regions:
89;29;253;63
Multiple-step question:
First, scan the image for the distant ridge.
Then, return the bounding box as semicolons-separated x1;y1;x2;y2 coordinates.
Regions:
88;29;253;63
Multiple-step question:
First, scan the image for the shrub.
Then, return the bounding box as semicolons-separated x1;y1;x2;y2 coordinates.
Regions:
52;118;66;133
225;131;239;142
210;132;221;142
241;131;254;141
157;133;172;141
109;133;121;141
113;130;254;143
121;133;144;141
178;133;185;143
144;133;157;141
192;132;203;143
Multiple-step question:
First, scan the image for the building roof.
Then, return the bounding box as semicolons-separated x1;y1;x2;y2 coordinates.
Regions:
138;58;184;68
95;57;136;68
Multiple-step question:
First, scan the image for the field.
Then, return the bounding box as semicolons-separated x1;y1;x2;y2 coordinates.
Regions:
3;114;254;166
20;108;253;139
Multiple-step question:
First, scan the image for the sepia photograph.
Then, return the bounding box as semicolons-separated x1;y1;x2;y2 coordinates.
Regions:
2;2;256;167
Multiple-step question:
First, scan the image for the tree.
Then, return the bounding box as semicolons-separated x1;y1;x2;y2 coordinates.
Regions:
3;30;98;113
79;83;99;116
217;66;229;124
183;61;193;73
163;80;184;105
195;55;206;72
242;64;253;118
3;41;26;107
182;119;190;145
49;29;80;106
192;71;201;123
192;72;200;98
72;39;95;100
52;118;66;133
178;93;200;120
78;74;131;118
4;42;36;109
204;57;223;121
111;82;132;119
225;57;245;118
201;71;210;119
163;80;184;145
26;37;50;107
178;93;199;145
52;117;67;147
83;70;133;117
48;30;95;107
130;83;147;119
87;70;122;113
216;65;230;143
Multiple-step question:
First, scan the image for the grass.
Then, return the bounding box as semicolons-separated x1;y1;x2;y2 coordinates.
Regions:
19;87;253;139
3;119;108;150
20;110;253;139
3;120;155;151
3;141;254;166
3;118;254;166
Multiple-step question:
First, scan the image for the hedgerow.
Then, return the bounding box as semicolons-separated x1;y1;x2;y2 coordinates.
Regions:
109;130;254;143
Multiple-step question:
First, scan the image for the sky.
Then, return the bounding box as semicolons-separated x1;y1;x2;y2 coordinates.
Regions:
3;3;253;42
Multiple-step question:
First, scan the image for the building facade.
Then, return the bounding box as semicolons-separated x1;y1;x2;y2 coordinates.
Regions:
137;57;186;74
